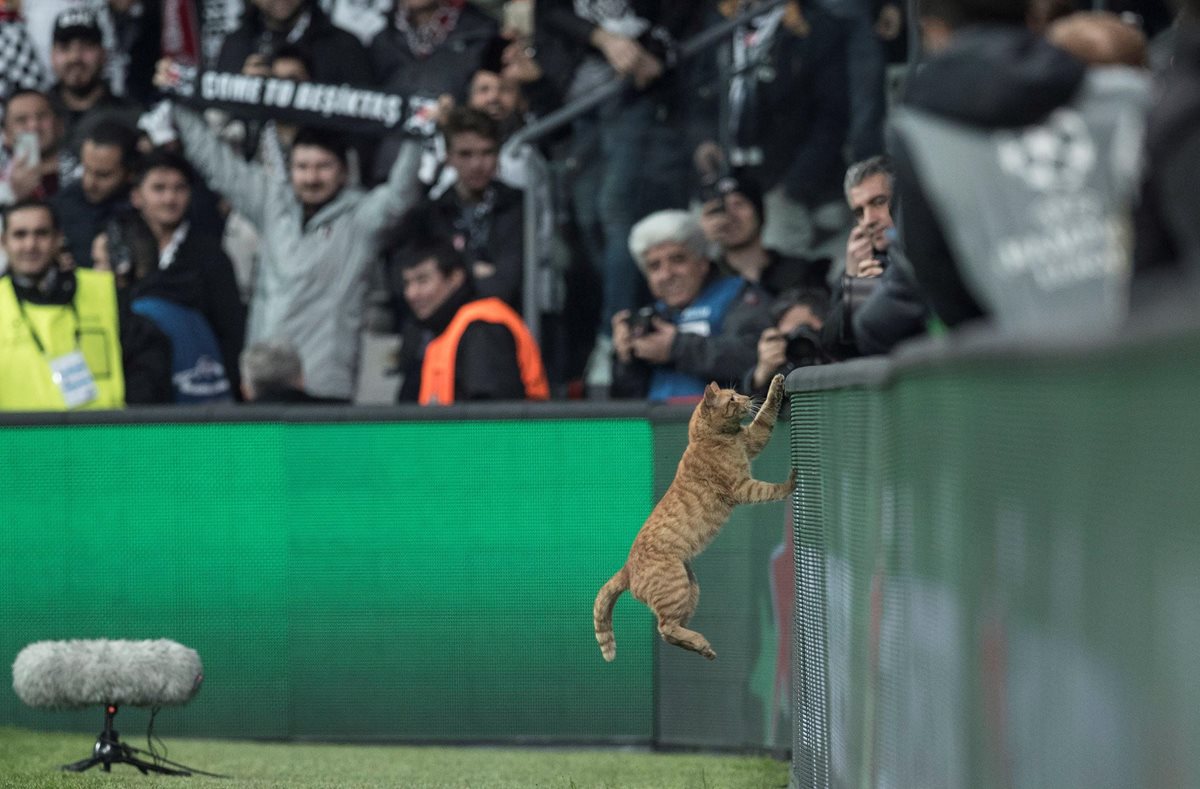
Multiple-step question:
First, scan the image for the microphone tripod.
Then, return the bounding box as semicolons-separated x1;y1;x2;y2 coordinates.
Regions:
62;704;192;775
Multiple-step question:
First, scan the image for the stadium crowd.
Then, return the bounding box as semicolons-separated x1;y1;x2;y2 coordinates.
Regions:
0;0;1187;409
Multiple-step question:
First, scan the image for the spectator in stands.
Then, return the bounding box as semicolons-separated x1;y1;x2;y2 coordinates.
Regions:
369;0;500;105
610;209;771;402
91;149;246;402
216;0;373;88
691;1;851;260
538;2;698;334
1133;0;1200;292
392;239;549;404
400;107;525;311
462;37;556;192
822;155;927;359
94;0;164;105
0;89;73;205
890;0;1151;334
159;68;425;401
367;0;500;184
51;118;137;270
0;198;170;409
48;7;141;156
467;33;563;139
240;339;342;403
745;288;830;398
810;0;892;161
697;171;831;299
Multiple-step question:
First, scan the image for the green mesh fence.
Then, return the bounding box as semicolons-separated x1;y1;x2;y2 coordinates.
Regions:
787;333;1200;789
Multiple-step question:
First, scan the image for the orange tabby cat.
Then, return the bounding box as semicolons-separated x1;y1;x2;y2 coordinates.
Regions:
594;374;795;661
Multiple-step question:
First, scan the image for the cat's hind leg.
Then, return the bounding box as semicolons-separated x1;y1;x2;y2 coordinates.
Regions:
659;620;716;660
642;560;716;660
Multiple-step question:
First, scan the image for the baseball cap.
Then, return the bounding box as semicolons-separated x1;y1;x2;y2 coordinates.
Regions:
53;8;103;46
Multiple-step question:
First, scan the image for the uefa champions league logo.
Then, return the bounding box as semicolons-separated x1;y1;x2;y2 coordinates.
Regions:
996;108;1096;193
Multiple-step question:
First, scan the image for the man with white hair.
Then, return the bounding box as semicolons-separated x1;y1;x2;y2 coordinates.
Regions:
240;339;344;403
610;209;772;402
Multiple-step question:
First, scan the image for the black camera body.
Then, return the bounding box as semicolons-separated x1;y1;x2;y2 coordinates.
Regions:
625;306;661;337
784;324;827;367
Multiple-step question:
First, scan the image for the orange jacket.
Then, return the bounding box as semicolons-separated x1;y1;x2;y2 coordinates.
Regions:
418;298;550;405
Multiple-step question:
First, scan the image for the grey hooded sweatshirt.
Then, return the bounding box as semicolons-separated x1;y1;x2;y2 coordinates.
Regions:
173;105;423;399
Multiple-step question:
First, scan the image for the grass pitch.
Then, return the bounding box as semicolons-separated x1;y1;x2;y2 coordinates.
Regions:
0;727;787;788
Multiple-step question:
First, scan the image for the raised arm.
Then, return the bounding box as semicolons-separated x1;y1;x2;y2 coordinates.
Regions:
356;139;425;245
170;104;274;229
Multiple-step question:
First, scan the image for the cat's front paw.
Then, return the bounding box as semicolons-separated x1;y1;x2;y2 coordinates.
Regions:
767;373;785;402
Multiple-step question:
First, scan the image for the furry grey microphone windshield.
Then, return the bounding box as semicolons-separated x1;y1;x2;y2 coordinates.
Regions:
12;639;203;709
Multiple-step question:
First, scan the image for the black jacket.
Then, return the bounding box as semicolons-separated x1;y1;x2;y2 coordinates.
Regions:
366;6;499;183
216;3;374;87
1133;21;1200;291
128;224;247;396
368;4;499;100
690;5;851;204
413;183;525;311
51;184;131;271
820;254;929;360
396;282;527;403
888;26;1087;327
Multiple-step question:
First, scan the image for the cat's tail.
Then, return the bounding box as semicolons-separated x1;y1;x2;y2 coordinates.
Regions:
594;566;630;662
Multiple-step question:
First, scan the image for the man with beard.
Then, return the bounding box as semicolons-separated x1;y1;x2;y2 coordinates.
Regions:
162;76;425;401
47;7;140;157
51;118;137;271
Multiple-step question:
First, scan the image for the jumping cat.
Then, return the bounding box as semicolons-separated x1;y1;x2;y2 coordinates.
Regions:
594;374;795;661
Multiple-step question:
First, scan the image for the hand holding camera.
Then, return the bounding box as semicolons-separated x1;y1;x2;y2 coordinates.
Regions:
613;307;674;365
845;226;882;278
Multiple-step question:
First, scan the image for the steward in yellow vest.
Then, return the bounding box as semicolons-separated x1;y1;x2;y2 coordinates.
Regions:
0;200;169;410
393;241;549;404
0;201;124;409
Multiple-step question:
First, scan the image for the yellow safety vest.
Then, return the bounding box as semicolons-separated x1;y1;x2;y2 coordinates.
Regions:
0;269;125;410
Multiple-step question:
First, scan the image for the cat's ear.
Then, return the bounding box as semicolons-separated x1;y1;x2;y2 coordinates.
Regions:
703;382;720;407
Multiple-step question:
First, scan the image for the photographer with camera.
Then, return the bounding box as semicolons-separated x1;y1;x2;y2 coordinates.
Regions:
822;155;929;359
745;288;830;399
611;209;772;403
